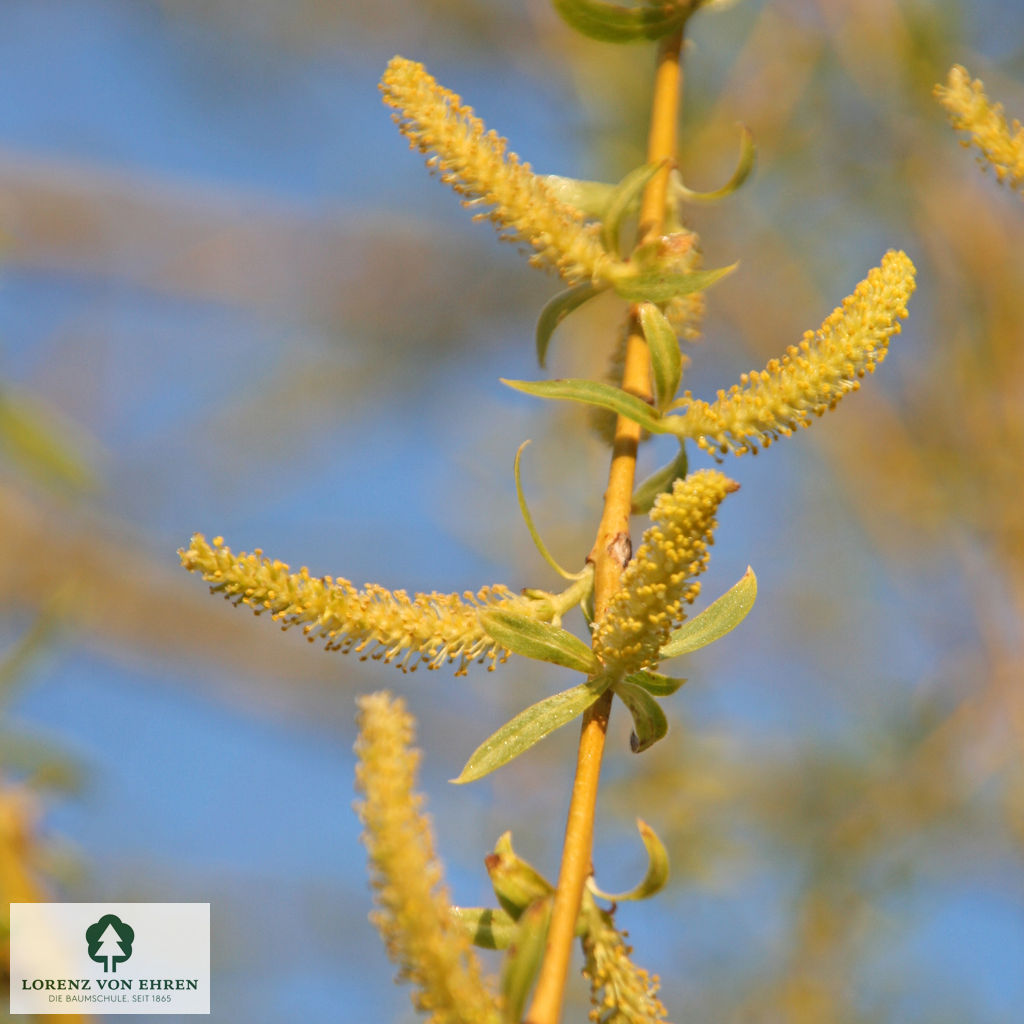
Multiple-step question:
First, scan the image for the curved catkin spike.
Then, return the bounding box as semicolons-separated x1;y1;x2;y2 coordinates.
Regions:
355;692;503;1024
671;250;916;457
179;534;549;676
580;895;670;1024
380;56;616;285
593;470;737;675
935;65;1024;193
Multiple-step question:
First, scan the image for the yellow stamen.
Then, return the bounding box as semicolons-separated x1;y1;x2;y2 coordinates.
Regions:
673;250;915;456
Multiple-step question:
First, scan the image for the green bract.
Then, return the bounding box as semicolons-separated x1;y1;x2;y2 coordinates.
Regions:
673;124;756;203
501;899;552;1022
535;283;601;368
601;161;663;255
639;301;683;411
589;819;670;901
552;0;692;43
609;261;737;303
614;679;669;752
450;907;518;951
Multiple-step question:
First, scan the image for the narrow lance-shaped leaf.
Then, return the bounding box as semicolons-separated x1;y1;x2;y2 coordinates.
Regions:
536;283;603;368
631;443;688;515
611;262;737;303
601;162;662;257
502;378;665;434
552;0;690;43
452;675;614;784
673;124;756;203
639;302;682;411
659;566;757;660
589;819;670;902
478;609;598;673
513;441;584;580
450;907;519;950
614;679;668;753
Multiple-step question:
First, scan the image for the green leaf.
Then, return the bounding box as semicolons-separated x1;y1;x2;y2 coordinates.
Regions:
452;675;614;784
450;906;519;950
552;0;689;43
535;284;603;368
500;898;552;1023
478;609;598;673
611;262;737;303
513;441;583;580
624;669;686;696
487;832;554;919
502;378;665;433
639;302;682;410
543;175;617;218
589;819;670;901
615;679;668;752
659;566;757;660
631;443;688;515
601;162;662;257
674;124;756;203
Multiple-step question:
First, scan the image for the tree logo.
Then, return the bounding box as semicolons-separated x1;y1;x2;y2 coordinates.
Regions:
85;914;135;973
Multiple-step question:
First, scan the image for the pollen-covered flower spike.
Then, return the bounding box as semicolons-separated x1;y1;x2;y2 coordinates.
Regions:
580;894;670;1024
936;65;1024;193
671;250;915;457
380;56;615;285
179;534;554;676
593;469;737;676
355;691;502;1024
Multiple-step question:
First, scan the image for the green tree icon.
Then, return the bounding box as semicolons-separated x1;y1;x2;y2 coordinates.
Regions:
85;914;134;973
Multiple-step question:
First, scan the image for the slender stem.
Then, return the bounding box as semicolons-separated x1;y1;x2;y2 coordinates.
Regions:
524;27;685;1024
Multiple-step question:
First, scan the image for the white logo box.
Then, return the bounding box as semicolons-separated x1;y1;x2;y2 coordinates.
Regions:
9;903;210;1015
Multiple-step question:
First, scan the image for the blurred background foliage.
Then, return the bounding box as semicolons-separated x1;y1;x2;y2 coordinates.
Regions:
1;0;1023;1021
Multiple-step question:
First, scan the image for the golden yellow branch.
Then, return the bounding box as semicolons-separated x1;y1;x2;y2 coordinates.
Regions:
524;27;685;1024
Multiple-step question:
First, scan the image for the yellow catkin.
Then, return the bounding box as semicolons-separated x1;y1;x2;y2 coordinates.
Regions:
593;470;737;675
936;64;1024;192
581;901;670;1024
355;692;502;1024
179;534;549;675
673;250;915;456
380;56;615;285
